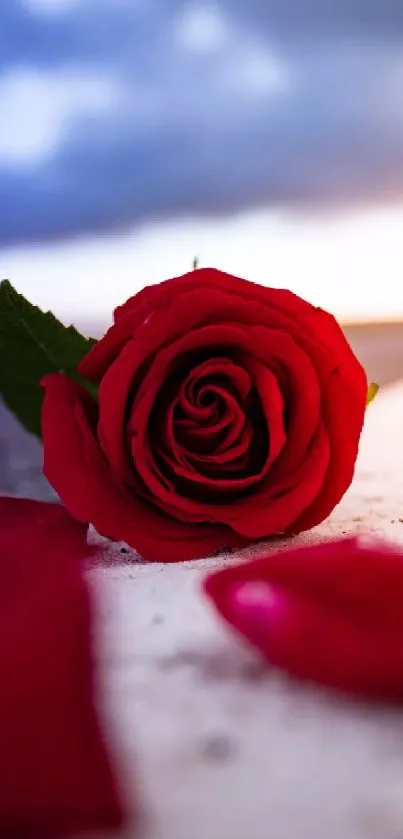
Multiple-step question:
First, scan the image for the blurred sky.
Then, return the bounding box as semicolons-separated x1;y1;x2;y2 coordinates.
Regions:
1;0;403;324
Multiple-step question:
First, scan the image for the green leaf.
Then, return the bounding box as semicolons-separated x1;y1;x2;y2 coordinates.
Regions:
0;279;96;439
366;382;379;406
192;256;199;270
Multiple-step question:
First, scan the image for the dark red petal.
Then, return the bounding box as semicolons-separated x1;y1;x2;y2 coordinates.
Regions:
204;536;403;701
175;391;247;457
0;497;124;836
288;359;366;534
227;425;330;537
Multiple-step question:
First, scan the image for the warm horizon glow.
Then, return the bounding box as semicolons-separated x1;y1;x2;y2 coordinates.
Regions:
1;203;403;327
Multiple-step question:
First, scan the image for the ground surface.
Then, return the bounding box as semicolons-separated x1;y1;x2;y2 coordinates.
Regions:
83;380;403;839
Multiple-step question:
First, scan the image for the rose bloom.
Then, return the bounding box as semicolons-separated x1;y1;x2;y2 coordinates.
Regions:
41;269;367;562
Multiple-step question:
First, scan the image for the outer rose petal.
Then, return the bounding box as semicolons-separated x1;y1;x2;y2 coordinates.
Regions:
112;268;364;395
288;360;365;534
81;267;364;390
79;283;163;382
41;373;248;561
204;536;403;700
0;497;124;836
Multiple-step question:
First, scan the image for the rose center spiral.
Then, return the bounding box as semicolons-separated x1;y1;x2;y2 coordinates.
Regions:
146;352;271;498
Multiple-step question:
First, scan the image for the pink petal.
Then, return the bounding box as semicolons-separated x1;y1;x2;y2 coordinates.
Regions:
204;536;403;701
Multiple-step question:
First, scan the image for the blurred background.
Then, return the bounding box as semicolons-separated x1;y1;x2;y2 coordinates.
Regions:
1;0;403;498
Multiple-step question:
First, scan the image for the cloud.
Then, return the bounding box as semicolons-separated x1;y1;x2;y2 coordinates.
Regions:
0;66;121;166
1;0;403;243
20;0;83;15
174;3;229;53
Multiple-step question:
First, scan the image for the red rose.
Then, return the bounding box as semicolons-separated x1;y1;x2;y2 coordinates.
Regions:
41;268;367;562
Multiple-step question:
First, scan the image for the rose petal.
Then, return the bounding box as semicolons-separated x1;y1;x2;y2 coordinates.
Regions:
0;497;124;836
0;496;90;555
180;357;253;411
79;282;162;382
244;359;286;467
288;361;366;534
204;536;403;700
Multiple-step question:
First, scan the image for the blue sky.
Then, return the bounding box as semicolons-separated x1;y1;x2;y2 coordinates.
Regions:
1;0;403;321
1;0;403;243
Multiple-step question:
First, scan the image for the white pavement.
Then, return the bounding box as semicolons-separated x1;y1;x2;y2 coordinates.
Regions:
85;381;403;839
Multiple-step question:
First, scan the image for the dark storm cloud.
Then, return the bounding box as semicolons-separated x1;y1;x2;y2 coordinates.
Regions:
1;0;403;243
